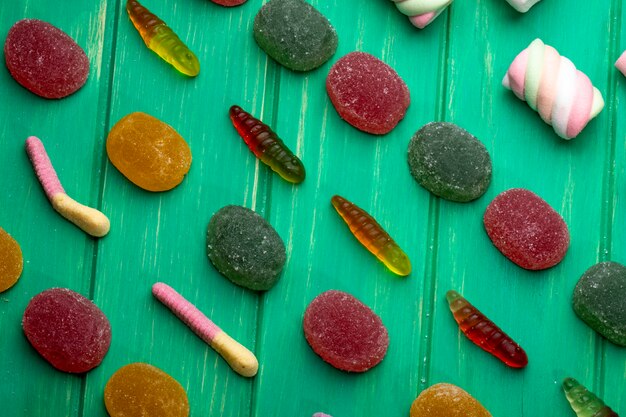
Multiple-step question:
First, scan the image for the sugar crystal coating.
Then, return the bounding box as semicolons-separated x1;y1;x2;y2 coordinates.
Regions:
573;262;626;346
22;288;111;373
483;188;569;270
4;19;89;99
104;363;189;417
207;205;286;291
0;227;23;293
106;112;192;192
253;0;338;71
410;383;492;417
327;52;410;135
303;290;389;372
407;122;492;202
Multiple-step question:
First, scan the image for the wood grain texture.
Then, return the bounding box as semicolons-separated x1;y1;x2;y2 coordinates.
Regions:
0;0;624;416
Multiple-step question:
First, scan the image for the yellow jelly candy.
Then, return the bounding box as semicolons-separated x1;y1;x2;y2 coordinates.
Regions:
0;227;23;293
410;383;492;417
106;112;192;192
104;363;189;417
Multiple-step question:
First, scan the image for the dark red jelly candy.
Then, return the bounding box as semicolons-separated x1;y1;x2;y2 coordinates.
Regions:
326;51;410;135
4;19;89;99
22;288;111;373
303;290;389;372
483;188;570;270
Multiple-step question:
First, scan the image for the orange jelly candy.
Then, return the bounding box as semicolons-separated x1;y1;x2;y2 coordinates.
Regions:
410;383;492;417
106;112;192;192
0;227;23;292
104;363;189;417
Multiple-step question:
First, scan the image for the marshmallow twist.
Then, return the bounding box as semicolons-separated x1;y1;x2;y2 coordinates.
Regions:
503;39;604;139
505;0;541;13
25;136;110;237
391;0;453;29
615;51;626;77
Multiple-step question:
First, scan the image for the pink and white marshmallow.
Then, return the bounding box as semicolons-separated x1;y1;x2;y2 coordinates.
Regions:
391;0;453;29
503;39;604;139
505;0;541;13
615;51;626;77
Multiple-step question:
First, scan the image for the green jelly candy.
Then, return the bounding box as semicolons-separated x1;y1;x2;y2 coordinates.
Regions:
253;0;338;72
573;262;626;346
407;122;492;202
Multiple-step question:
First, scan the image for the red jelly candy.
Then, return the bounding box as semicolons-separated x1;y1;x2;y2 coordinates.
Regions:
22;288;111;373
484;188;570;270
326;51;410;135
4;19;89;99
303;290;389;372
212;0;247;6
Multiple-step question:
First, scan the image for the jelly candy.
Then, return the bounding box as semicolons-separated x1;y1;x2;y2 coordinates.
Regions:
391;0;453;29
207;205;286;291
407;122;492;202
153;282;258;377
446;290;528;368
212;0;247;6
573;262;626;346
104;363;189;417
303;290;389;372
483;188;569;270
253;0;338;72
410;383;492;417
22;288;111;373
126;0;200;76
26;136;110;237
0;227;23;293
107;112;192;192
327;52;410;135
229;105;306;183
4;19;89;99
503;39;604;139
562;377;618;417
331;195;411;276
505;0;541;12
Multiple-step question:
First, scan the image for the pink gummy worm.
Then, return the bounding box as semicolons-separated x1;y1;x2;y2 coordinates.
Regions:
152;282;222;343
25;136;65;200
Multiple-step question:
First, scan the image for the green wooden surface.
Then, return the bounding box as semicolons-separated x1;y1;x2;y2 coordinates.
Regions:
0;0;624;415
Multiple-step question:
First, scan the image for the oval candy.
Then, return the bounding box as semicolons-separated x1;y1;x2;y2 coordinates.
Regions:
410;383;492;417
0;227;23;292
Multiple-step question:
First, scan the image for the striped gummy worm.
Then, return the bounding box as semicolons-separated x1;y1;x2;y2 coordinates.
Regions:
390;0;453;29
562;378;618;417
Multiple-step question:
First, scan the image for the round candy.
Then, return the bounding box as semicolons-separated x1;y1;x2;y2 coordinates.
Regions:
254;0;338;72
4;19;89;99
303;290;389;372
207;205;286;291
106;112;192;192
410;383;492;417
483;188;570;270
573;262;626;346
22;288;111;373
326;51;410;135
104;363;189;417
0;227;23;293
407;122;492;202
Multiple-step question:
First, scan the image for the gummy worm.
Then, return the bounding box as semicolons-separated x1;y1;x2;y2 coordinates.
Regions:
562;377;618;417
152;282;259;377
390;0;453;29
25;136;110;237
503;39;604;139
229;105;306;184
331;195;411;276
126;0;200;77
446;290;528;368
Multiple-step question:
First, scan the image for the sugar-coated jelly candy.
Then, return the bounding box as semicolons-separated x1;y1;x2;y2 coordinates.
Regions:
4;19;89;98
446;290;528;368
107;112;192;192
22;288;111;373
303;290;389;372
0;227;23;293
212;0;247;6
254;0;338;72
104;363;190;417
410;383;492;417
207;205;286;291
407;122;492;202
327;52;410;135
562;377;618;417
573;262;626;346
229;105;306;183
331;195;411;276
484;188;569;270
